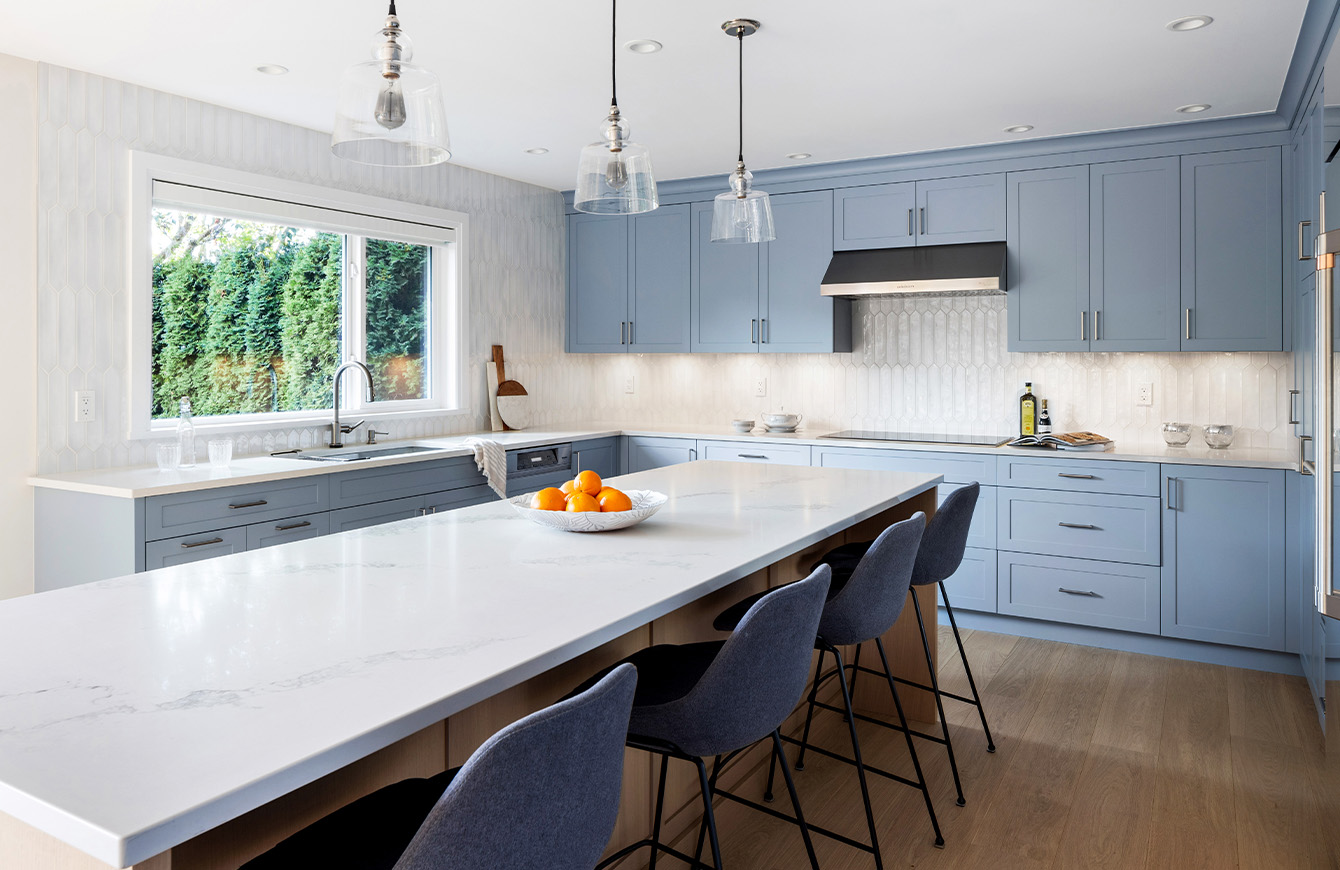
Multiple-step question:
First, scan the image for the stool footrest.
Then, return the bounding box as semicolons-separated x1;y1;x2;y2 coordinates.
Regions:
713;785;875;855
777;734;924;791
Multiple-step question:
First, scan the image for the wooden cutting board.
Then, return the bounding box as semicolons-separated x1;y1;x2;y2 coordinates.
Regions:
492;345;530;430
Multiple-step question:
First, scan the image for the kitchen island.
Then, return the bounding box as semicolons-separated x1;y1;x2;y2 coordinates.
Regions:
1;460;940;870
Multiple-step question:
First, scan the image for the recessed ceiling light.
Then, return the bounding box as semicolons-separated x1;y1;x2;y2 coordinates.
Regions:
524;147;549;155
1004;125;1034;134
255;64;289;76
1176;103;1212;114
624;39;663;54
786;152;812;160
1166;15;1213;32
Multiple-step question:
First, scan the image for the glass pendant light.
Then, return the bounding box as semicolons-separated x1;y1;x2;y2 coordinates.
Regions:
574;0;659;214
332;1;451;167
711;19;774;244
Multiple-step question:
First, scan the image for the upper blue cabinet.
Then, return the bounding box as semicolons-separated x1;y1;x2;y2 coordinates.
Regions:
1007;165;1091;352
833;174;1006;251
1180;148;1284;352
567;205;690;353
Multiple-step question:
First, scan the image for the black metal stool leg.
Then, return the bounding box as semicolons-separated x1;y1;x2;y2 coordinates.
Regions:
692;756;725;868
827;642;884;870
771;730;821;870
694;757;724;870
763;739;781;802
875;637;945;848
939;580;996;752
650;753;669;870
847;642;863;710
793;646;828;773
912;590;966;807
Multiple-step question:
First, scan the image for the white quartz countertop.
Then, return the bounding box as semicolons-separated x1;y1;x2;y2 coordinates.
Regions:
28;422;1297;499
0;461;940;868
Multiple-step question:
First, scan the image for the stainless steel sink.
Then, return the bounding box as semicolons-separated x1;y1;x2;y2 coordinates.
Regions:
292;445;441;463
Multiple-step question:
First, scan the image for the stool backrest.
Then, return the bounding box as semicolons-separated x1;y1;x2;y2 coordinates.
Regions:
819;512;926;646
655;565;831;757
394;664;637;870
912;483;980;586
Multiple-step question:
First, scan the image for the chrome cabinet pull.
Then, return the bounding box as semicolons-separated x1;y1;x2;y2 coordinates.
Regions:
1300;220;1314;261
1289;389;1300;425
1185;308;1191;340
761;319;767;343
275;521;311;532
1094;310;1100;341
1058;587;1100;597
751;319;757;343
737;453;768;459
907;208;914;236
689;448;698;460
620;321;626;344
1166;477;1176;509
181;537;224;549
1057;472;1095;480
1301;436;1314;476
1080;311;1086;340
1058;522;1098;530
919;207;926;235
628;320;633;344
228;499;268;510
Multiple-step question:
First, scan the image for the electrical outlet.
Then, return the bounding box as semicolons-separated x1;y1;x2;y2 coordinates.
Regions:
1136;383;1153;406
73;390;95;423
754;377;767;398
623;374;635;395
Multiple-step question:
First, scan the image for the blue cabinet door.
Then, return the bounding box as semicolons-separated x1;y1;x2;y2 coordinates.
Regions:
1161;465;1287;651
624;436;696;473
832;182;916;251
567;213;629;353
1180;148;1284;351
573;436;619;479
762;190;851;353
629;205;690;353
1089;157;1181;351
915;174;1006;245
1006;166;1090;352
691;201;762;352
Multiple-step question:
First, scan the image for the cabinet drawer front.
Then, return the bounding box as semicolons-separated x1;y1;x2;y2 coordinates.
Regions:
426;484;499;514
246;512;330;550
955;484;996;551
997;489;1160;565
145;527;248;570
624;436;697;474
997;456;1158;496
698;440;812;466
812;446;996;484
146;477;329;541
940;546;997;613
328;496;425;533
329;456;484;508
998;551;1160;634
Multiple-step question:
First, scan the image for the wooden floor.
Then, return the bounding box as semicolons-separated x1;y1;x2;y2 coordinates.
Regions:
663;630;1340;869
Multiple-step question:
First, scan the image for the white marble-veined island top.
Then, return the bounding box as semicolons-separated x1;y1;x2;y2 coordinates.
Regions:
0;461;940;868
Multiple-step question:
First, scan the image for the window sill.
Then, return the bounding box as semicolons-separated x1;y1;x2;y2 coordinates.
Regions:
131;406;472;442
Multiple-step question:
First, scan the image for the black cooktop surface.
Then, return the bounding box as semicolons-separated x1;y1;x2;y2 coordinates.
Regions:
819;430;1012;447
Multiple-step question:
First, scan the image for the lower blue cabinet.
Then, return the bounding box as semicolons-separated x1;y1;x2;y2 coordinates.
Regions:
573;437;619;479
247;513;330;550
941;546;998;614
329;496;427;533
145;527;248;570
1160;465;1287;651
624;436;697;474
998;550;1160;634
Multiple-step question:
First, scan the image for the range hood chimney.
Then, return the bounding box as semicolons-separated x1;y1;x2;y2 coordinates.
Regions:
820;242;1007;298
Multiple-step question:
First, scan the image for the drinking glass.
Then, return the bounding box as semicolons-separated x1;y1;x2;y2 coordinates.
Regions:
156;442;180;471
208;439;234;469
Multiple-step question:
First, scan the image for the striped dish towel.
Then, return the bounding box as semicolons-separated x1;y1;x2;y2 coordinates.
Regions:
464;438;508;499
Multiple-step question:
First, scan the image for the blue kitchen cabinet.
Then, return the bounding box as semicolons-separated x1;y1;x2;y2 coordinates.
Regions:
623;436;697;474
1180;148;1283;351
1089;157;1181;351
573;436;619;479
567;207;691;354
246;513;330;550
1007;165;1090;352
566;213;628;353
690;201;763;352
833;175;1005;250
1160;465;1287;651
328;496;427;533
144;527;248;570
762;190;851;353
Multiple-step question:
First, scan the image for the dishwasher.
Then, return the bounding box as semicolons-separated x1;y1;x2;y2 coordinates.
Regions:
505;444;573;496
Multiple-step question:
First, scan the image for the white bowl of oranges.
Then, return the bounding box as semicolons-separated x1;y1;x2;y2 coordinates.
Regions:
510;470;667;532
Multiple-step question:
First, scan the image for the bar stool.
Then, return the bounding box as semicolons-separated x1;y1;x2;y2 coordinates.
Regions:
714;513;945;866
241;664;637;870
582;565;832;870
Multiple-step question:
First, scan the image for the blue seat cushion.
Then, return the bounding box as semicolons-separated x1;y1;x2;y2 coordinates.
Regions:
712;542;868;632
240;768;459;870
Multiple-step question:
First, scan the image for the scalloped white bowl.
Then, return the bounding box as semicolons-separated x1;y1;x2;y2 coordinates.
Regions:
509;489;669;532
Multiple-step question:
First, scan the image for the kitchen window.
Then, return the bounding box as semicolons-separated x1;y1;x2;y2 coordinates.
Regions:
128;154;468;438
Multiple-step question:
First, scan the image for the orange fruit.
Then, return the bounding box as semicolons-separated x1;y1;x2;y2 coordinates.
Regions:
574;470;603;496
566;492;599;512
597;487;633;512
559;480;577;497
529;487;567;511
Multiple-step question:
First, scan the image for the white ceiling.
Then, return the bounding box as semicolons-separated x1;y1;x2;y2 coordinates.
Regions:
0;0;1309;190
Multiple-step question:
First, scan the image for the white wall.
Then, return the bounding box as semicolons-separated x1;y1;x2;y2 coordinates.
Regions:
0;55;38;600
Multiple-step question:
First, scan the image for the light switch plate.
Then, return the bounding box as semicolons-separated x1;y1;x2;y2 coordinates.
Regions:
623;374;635;395
74;390;95;422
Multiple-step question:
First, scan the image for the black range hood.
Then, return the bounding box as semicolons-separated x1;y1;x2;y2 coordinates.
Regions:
819;242;1007;298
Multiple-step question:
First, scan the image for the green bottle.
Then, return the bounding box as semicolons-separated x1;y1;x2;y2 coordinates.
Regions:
1019;382;1037;437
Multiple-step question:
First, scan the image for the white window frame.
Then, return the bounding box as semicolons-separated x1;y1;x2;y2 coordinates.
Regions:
127;152;469;440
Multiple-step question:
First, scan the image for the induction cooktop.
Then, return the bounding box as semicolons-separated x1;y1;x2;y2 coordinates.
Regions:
819;430;1012;447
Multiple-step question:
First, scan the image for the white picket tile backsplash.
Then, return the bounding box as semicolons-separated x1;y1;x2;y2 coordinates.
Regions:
37;63;1294;472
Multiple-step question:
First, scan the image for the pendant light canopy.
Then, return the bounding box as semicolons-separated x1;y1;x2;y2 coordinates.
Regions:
574;0;659;214
332;1;451;167
711;19;774;244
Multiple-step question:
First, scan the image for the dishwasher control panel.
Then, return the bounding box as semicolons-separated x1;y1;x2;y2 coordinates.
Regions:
507;444;573;481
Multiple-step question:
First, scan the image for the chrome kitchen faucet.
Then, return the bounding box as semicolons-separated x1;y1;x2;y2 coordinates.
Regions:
330;361;375;448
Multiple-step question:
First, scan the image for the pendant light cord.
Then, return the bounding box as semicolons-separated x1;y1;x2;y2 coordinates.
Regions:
388;0;396;15
737;29;744;164
610;0;619;108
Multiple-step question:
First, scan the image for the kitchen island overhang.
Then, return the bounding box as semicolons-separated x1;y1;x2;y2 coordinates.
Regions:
0;460;940;868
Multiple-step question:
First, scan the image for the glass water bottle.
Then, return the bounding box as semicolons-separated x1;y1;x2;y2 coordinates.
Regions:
177;397;196;468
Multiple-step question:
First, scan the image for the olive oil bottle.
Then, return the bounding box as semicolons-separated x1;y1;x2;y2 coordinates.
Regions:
1019;382;1037;437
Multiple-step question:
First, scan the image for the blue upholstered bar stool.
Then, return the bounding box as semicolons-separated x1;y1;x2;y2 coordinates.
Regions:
587;566;832;870
714;514;945;866
240;664;637;870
